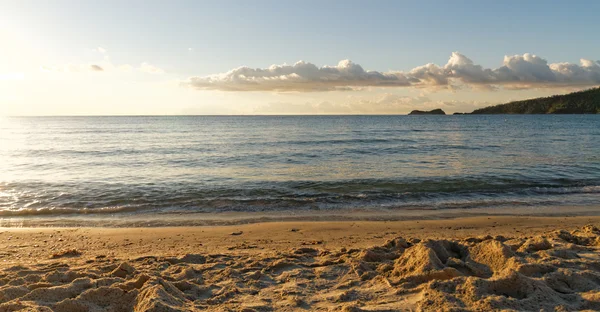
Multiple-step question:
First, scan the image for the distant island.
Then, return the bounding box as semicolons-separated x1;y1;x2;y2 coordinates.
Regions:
471;87;600;114
409;109;446;115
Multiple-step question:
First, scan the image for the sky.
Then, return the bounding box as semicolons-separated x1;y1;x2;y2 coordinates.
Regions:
1;0;600;115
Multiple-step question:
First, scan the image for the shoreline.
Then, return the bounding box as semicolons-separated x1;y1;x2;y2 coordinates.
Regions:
1;204;600;228
2;215;600;310
4;216;600;264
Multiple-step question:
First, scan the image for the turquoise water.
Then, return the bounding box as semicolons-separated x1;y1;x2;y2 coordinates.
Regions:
0;115;599;225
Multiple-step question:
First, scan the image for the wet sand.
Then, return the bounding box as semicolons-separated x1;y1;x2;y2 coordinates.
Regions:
1;215;600;311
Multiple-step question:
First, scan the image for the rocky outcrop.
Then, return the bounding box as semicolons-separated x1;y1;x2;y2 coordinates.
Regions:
408;108;446;115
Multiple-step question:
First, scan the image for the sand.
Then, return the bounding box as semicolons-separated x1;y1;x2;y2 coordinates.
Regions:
0;215;600;311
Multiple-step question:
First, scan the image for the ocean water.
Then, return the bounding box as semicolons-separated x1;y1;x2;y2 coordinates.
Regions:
1;115;599;226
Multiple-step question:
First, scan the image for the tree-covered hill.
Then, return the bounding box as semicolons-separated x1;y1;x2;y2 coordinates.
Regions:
471;87;600;114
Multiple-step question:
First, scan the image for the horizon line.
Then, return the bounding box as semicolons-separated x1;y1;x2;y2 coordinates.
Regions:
2;113;459;118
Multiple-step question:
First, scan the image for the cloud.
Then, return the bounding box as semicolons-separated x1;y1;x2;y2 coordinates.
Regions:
139;62;165;74
184;53;600;92
40;64;104;73
185;60;411;92
40;61;164;74
41;47;165;75
89;64;104;72
118;64;134;73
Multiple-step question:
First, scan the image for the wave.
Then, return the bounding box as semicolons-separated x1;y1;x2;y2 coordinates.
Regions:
0;205;146;217
1;178;599;217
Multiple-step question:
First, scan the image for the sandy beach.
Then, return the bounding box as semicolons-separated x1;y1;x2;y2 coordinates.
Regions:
4;1;600;310
0;215;599;311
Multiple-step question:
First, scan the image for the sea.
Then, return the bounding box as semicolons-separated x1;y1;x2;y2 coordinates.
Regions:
1;115;599;227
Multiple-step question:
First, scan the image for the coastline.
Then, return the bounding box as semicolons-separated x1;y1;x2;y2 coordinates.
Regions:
2;204;600;228
2;215;600;310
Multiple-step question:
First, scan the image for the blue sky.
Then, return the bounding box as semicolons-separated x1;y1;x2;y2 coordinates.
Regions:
1;0;600;115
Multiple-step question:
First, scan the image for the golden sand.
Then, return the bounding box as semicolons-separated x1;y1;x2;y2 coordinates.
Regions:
0;216;600;311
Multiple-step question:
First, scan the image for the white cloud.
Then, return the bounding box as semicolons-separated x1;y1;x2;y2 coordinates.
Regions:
41;48;165;75
40;64;104;73
185;60;411;92
139;62;165;74
40;61;164;75
184;53;600;92
118;64;134;73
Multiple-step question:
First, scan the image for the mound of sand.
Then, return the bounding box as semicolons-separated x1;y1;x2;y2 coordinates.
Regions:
1;225;600;311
